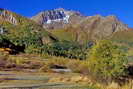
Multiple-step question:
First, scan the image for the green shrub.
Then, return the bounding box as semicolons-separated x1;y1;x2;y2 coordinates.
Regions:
42;41;88;59
6;27;42;47
0;35;9;44
88;40;128;83
25;44;43;54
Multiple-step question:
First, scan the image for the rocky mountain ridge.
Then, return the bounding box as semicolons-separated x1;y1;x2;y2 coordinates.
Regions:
31;8;128;31
31;8;128;43
0;8;17;25
0;8;130;44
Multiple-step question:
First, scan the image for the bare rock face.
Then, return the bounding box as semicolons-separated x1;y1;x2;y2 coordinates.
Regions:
31;8;84;29
77;15;128;41
0;8;17;25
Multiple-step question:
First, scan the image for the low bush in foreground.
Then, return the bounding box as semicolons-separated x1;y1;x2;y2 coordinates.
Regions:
88;40;128;83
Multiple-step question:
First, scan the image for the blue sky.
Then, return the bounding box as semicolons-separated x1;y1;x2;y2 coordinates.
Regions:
0;0;133;27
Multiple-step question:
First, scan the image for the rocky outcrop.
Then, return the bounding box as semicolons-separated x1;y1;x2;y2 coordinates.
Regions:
76;15;128;41
0;8;17;25
0;26;7;34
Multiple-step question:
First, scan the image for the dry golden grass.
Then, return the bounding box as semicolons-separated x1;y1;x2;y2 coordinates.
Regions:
39;56;90;74
1;53;133;89
93;80;133;89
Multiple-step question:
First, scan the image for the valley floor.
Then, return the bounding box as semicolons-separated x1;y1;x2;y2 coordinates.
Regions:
0;54;133;89
0;71;90;89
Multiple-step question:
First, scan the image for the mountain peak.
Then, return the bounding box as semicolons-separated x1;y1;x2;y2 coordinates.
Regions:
31;8;128;36
31;8;84;29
